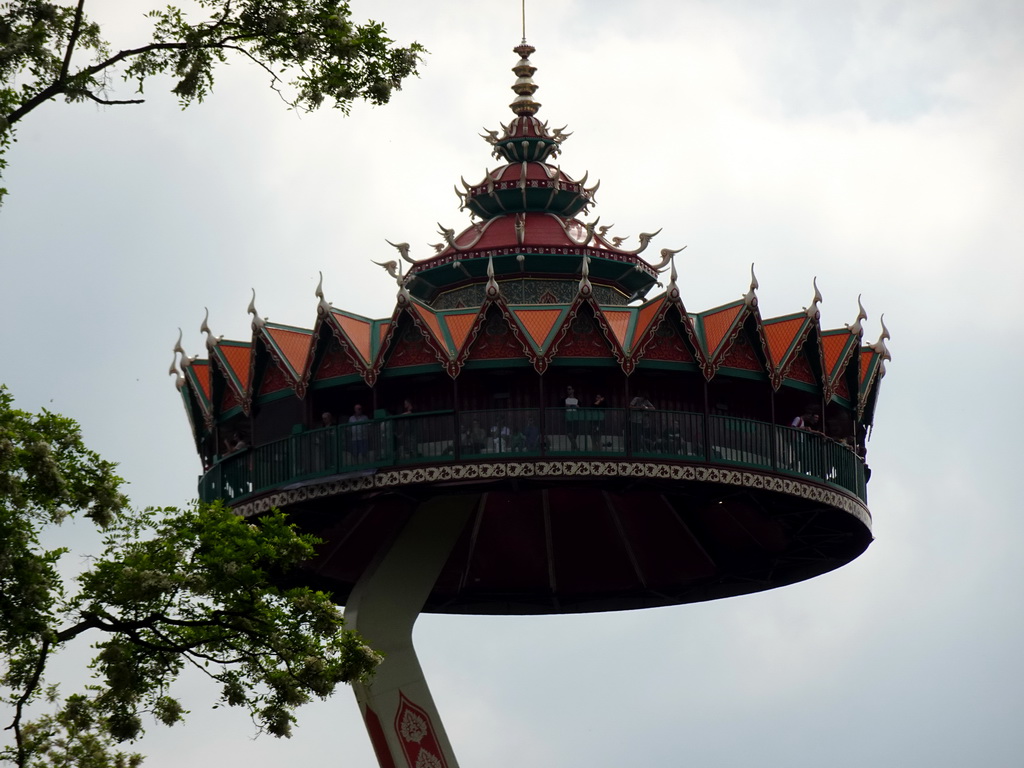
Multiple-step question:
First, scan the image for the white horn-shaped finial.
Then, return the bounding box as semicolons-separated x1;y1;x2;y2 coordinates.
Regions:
873;314;892;359
666;254;681;301
848;294;867;335
485;254;500;299
805;277;822;319
743;264;758;307
623;228;662;256
169;329;185;389
649;245;685;271
173;327;185;358
578;254;592;297
315;271;333;316
200;307;220;349
248;289;265;330
385;239;415;265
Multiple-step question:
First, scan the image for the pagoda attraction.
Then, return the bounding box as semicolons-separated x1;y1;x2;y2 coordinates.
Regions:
172;35;889;768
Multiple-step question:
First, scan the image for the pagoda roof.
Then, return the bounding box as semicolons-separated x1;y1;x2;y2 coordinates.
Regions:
173;269;889;428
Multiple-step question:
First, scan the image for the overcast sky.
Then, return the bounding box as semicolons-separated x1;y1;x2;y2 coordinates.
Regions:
2;0;1023;766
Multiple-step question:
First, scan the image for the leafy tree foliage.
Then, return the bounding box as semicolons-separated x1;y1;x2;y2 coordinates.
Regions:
0;386;381;767
0;0;425;203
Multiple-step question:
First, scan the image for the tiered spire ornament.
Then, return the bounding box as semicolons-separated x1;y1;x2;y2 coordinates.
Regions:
510;40;541;116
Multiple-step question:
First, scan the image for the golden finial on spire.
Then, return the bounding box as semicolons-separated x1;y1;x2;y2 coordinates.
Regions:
510;28;540;116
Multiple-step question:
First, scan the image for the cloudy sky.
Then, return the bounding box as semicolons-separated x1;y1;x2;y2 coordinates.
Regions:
3;0;1023;766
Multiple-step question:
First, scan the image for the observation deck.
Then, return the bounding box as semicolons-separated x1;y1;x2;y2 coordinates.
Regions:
202;408;867;506
196;405;871;616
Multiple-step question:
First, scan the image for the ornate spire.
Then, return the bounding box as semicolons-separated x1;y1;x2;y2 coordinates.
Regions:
510;40;540;117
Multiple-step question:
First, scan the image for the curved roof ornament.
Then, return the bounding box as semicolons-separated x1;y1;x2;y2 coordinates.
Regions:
438;223;459;251
169;329;185;389
485;254;500;299
315;271;333;316
551;125;572;143
578;254;592;297
200;307;222;349
873;315;892;379
872;315;891;359
743;264;759;307
649;245;686;272
372;260;401;279
621;228;662;256
248;289;265;330
848;294;867;336
666;254;681;301
385;239;418;265
804;277;822;320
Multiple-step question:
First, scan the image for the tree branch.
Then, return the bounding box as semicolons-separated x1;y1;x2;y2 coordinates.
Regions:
4;637;52;768
59;0;89;83
219;44;292;107
82;91;145;107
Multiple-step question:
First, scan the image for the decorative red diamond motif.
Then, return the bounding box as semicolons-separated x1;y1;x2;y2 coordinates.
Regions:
394;692;448;768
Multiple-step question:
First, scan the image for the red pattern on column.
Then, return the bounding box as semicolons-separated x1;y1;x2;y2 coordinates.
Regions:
394;692;449;768
364;705;398;768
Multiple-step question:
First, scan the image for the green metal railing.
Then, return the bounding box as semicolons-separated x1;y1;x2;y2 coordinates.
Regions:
199;408;867;504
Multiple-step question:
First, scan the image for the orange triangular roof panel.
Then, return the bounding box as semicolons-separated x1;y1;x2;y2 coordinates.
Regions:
513;308;563;350
601;309;631;351
411;305;450;357
821;332;852;380
763;316;806;369
220;344;251;390
859;348;875;386
633;298;664;344
702;304;744;358
444;312;478;353
332;311;373;364
266;327;312;377
191;361;212;402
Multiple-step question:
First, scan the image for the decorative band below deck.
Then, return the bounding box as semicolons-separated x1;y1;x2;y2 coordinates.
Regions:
230;459;871;529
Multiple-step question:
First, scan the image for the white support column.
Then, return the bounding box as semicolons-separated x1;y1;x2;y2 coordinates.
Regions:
346;494;477;768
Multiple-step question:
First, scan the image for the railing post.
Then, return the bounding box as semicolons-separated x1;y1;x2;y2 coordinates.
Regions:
453;410;462;461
